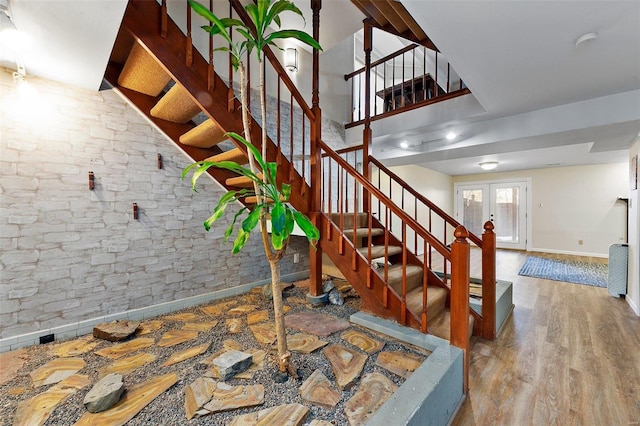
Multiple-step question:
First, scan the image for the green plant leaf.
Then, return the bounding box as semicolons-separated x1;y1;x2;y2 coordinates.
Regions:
265;29;322;52
271;201;285;234
281;183;291;201
271;231;285;250
225;132;267;170
242;204;263;232
266;1;304;29
284;207;295;234
189;0;234;46
265;162;278;185
232;228;250;254
293;211;319;244
225;207;248;241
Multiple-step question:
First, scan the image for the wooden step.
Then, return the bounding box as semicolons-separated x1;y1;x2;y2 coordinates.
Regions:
405;285;448;321
204;148;248;165
358;245;402;260
150;83;202;123
118;42;171;96
425;309;475;341
244;195;286;204
180;119;227;148
386;263;423;295
330;212;369;229
342;228;385;238
226;174;262;188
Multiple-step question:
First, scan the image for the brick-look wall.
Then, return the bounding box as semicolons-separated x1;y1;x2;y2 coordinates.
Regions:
0;71;310;343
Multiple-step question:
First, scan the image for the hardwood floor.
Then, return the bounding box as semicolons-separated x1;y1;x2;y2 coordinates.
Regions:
453;249;640;425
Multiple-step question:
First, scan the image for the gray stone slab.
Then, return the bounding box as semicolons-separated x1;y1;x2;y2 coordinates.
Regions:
211;350;253;381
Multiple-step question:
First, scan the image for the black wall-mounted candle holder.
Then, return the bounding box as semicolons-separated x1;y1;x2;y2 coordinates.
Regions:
88;171;95;190
133;203;139;220
157;153;163;169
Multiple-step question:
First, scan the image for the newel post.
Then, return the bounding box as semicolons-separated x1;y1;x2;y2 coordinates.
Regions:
481;221;496;339
308;0;323;298
450;225;470;394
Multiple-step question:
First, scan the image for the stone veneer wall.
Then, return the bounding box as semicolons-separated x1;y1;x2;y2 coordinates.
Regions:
0;70;311;345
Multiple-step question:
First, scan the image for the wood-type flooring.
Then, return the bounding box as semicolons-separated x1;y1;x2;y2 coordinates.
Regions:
454;249;640;425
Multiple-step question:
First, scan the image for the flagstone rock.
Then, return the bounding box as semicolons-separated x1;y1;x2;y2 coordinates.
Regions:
285;312;350;337
83;373;125;413
165;312;201;322
228;305;258;316
249;324;277;345
13;374;90;426
75;373;178;426
50;335;100;357
344;372;397;425
247;310;269;325
375;351;424;378
157;329;199;347
136;320;163;335
224;339;243;351
282;305;292;314
341;329;384;354
98;353;156;379
299;369;341;408
322;344;367;390
200;383;264;415
286;297;307;305
261;282;294;299
287;333;328;354
309;420;334;426
212;350;253;381
94;338;155;359
93;320;141;342
200;300;238;317
30;357;86;387
184;377;217;419
227;318;243;334
0;348;28;385
181;321;218;332
162;342;211;367
234;349;266;379
228;402;308;426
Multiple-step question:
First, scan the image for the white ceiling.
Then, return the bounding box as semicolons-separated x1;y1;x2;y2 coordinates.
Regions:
2;0;639;176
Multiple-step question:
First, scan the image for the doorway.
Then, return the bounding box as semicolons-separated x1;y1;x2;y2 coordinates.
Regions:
454;180;528;250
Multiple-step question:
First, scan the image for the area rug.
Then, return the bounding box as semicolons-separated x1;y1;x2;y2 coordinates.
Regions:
518;256;608;288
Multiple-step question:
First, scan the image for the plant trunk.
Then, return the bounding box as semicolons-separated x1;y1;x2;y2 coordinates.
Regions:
259;56;267;178
238;62;262;199
269;258;290;372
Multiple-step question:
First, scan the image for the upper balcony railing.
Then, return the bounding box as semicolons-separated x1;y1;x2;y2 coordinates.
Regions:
345;43;469;127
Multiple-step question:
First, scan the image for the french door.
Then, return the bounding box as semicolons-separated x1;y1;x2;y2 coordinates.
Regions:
455;181;528;250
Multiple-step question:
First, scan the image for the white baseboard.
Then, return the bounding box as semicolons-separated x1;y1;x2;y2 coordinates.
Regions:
527;247;608;259
0;270;309;353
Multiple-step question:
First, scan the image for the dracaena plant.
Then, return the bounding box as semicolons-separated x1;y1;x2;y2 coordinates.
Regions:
183;0;321;376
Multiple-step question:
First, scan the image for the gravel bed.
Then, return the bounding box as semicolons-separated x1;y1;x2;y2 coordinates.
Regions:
0;283;431;426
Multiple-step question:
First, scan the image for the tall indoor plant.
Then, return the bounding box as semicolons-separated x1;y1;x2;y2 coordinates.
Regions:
183;0;321;375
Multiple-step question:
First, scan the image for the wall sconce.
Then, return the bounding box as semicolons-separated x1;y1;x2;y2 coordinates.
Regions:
133;203;139;220
479;162;499;171
157;153;163;169
284;48;298;72
0;0;31;51
88;171;95;190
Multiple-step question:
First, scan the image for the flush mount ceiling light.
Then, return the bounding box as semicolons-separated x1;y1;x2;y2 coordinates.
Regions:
399;141;409;149
575;32;598;48
479;161;498;171
284;48;298;72
446;131;457;141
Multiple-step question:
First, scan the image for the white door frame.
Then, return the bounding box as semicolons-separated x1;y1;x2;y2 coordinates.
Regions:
454;178;532;250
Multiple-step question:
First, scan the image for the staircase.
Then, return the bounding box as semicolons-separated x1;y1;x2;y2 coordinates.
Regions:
104;0;498;394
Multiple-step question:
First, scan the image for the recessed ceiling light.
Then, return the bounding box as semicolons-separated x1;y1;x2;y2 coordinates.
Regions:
446;132;457;141
400;141;409;149
479;161;498;171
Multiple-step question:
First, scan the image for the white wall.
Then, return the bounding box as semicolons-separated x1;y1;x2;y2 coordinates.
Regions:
628;139;640;315
453;163;628;257
319;34;354;124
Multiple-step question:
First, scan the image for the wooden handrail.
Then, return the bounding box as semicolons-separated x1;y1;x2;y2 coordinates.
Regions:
319;141;450;258
370;156;483;247
345;43;418;80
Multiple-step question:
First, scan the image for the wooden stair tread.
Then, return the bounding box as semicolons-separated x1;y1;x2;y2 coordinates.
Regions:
204;148;247;165
342;228;385;238
180;119;227;148
150;83;202;123
426;309;475;341
358;245;402;259
405;285;448;320
385;263;423;295
118;42;171;96
226;174;262;188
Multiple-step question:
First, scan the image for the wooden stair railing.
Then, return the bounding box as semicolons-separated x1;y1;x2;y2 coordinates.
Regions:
318;140;471;392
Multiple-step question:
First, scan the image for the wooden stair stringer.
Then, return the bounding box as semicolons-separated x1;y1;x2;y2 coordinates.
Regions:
114;0;310;215
318;214;422;331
